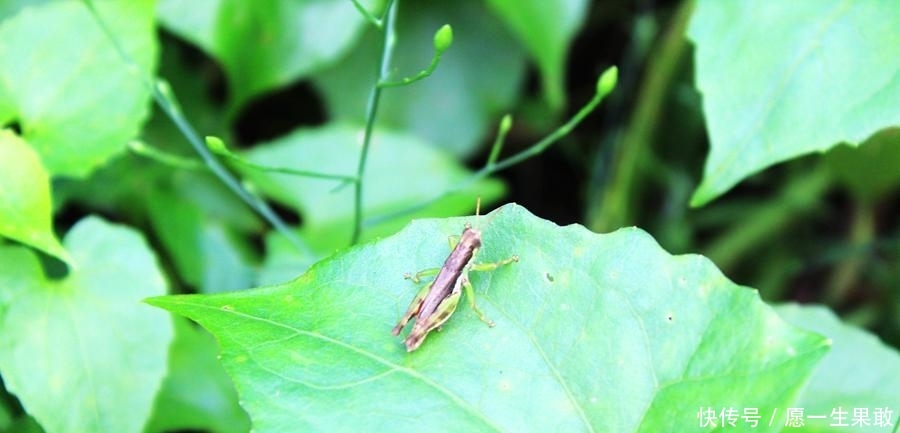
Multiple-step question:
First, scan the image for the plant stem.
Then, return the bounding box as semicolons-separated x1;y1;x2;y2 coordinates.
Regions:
585;0;693;233
350;0;383;28
364;68;616;227
82;0;310;254
703;168;830;271
825;198;875;305
352;0;398;243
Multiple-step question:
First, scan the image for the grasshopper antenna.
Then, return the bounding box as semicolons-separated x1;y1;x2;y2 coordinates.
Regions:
474;196;506;230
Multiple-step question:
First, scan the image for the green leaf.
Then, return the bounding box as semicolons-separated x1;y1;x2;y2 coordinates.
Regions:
241;123;505;251
145;177;261;293
0;129;72;265
148;204;829;432
257;231;318;286
0;217;174;433
144;319;250;433
0;0;52;21
312;1;526;157
688;1;900;206
777;304;900;433
156;0;379;113
485;0;588;110
0;0;156;178
2;415;43;433
823;128;900;203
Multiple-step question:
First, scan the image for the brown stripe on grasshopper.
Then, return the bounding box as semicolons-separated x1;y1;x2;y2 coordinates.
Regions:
392;217;517;352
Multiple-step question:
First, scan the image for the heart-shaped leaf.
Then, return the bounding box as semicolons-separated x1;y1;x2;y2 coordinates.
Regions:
149;204;829;432
0;0;156;178
485;0;588;109
688;1;900;206
0;217;173;433
156;0;377;113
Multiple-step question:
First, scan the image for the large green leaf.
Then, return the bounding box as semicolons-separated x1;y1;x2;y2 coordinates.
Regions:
0;129;71;265
156;0;380;113
0;0;156;178
485;0;588;110
688;1;900;206
0;217;173;433
149;204;829;432
241;123;505;251
777;304;900;433
312;1;526;157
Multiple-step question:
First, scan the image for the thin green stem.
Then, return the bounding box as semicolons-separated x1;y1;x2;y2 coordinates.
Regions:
378;51;443;88
487;85;609;173
82;0;310;255
824;198;875;305
353;0;398;243
128;141;205;170
585;0;693;232
379;24;450;88
703;167;830;271
486;115;512;167
205;136;355;182
350;0;383;29
365;67;617;226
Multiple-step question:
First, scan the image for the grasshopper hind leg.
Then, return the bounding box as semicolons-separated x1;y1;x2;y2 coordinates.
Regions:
404;291;462;351
391;281;432;336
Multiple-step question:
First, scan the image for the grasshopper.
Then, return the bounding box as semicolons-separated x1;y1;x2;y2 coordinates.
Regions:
391;201;518;352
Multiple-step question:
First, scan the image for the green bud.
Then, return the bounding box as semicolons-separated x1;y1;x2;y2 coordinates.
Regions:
433;24;453;53
127;140;147;152
205;136;227;153
499;114;513;134
596;66;618;96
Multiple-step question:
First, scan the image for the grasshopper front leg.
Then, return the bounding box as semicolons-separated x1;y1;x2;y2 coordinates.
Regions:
404;267;440;284
471;255;519;273
461;254;518;328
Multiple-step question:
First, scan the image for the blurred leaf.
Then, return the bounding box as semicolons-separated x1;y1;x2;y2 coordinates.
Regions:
312;1;526;157
0;0;156;178
156;0;380;113
2;415;43;433
144;320;250;433
485;0;588;109
149;204;828;432
0;0;52;21
241;123;505;251
0;130;71;265
140;36;230;153
0;217;173;433
146;175;262;292
0;400;10;431
688;1;900;206
824;128;900;203
257;231;318;286
777;304;900;433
